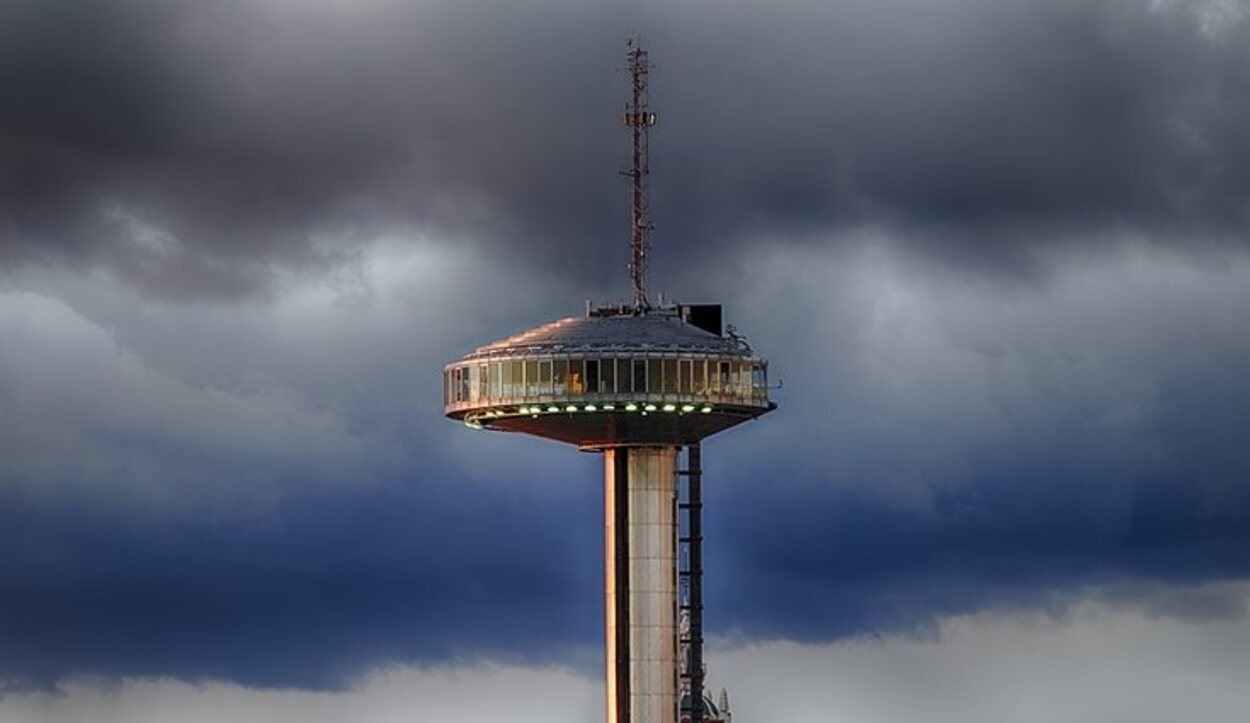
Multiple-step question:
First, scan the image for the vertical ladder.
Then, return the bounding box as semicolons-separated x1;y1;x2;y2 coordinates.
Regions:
678;443;704;723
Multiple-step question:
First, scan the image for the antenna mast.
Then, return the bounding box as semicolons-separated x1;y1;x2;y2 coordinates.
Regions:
623;38;656;312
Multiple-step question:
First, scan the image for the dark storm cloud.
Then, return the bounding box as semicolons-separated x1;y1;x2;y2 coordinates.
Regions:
0;479;603;690
4;0;1250;695
3;239;1250;690
3;0;1250;299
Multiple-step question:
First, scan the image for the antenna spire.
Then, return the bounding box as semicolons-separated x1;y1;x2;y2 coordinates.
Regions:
623;37;656;312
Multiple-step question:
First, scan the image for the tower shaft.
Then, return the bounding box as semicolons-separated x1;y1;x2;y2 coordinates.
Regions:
605;447;679;723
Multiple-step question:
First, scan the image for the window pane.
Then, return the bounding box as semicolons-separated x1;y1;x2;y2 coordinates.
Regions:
647;359;662;394
632;359;647;394
718;361;731;392
693;360;706;394
602;357;616;393
568;359;584;395
539;360;553;396
460;367;470;401
585;359;599;394
663;359;678;394
489;362;501;398
552;359;567;395
523;360;537;397
510;360;523;397
680;359;692;394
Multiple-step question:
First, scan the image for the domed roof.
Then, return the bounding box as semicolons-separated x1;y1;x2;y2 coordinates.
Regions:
679;689;721;717
460;310;750;362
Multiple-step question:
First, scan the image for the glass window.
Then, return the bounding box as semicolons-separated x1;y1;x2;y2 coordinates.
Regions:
553;358;568;395
539;360;553;395
460;367;470;401
568;359;584;395
648;359;662;394
680;359;692;394
718;361;731;393
632;358;647;394
601;356;616;393
510;360;522;397
443;370;449;406
585;359;599;394
501;361;513;397
663;359;678;394
525;360;539;397
489;361;501;398
752;364;763;395
693;360;707;395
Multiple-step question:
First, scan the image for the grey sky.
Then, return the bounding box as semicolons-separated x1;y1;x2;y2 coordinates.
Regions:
1;0;1248;715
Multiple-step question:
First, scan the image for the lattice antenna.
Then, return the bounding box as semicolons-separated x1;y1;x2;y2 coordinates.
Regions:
623;37;656;312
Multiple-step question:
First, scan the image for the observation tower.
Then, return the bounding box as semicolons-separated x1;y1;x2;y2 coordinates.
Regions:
443;39;774;723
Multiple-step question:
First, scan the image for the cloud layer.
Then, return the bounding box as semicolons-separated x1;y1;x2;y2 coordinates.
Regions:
4;0;1250;298
1;0;1249;699
3;588;1248;722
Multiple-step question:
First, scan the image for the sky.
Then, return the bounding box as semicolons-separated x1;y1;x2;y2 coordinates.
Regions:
2;0;1250;720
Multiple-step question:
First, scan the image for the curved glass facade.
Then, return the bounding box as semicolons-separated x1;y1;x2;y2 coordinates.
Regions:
443;353;769;412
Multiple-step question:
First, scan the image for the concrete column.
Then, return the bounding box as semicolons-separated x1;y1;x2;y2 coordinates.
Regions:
605;446;679;723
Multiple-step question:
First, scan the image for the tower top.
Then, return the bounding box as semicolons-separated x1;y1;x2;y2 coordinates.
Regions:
623;37;656;312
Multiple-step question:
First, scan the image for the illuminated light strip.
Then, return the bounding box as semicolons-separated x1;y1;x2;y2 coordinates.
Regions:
461;402;730;419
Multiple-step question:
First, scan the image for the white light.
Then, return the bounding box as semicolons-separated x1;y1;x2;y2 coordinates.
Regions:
547;406;560;413
682;405;695;412
603;404;616;411
644;404;657;412
625;403;638;411
518;406;531;414
566;405;578;413
701;406;712;413
662;404;676;412
585;404;597;412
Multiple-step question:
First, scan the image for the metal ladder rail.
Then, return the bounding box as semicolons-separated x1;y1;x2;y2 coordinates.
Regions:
677;443;704;723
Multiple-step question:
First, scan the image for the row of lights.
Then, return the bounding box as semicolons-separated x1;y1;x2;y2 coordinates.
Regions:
478;402;715;419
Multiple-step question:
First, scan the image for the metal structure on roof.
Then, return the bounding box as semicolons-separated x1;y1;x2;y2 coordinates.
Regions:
442;39;774;723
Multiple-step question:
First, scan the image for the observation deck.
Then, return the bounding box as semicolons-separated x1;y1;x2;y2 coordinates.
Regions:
442;304;774;449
